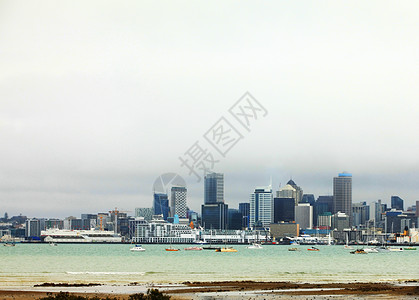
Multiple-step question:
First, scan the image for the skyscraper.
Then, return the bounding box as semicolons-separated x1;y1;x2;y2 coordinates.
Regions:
391;196;404;211
202;172;227;229
153;193;169;220
204;173;224;204
201;202;228;229
170;186;188;218
333;172;352;225
250;186;273;229
295;203;313;229
273;197;295;223
239;202;250;229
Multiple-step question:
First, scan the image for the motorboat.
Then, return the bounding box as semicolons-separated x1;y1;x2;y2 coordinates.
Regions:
130;245;146;252
288;247;300;251
165;246;180;251
216;247;237;252
203;246;221;251
350;249;367;254
49;242;58;246
3;242;15;247
184;246;203;251
389;247;404;252
344;245;354;250
363;247;378;253
247;243;263;249
404;247;416;251
307;247;319;251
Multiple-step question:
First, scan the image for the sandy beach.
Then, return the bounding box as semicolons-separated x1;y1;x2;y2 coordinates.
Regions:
0;281;418;299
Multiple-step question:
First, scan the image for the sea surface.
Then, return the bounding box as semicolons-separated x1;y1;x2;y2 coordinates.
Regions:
1;244;418;288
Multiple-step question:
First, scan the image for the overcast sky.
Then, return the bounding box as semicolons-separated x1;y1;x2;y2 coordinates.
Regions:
1;1;418;218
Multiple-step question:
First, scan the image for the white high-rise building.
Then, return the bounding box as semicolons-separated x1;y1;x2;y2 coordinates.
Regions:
250;186;273;228
170;186;188;218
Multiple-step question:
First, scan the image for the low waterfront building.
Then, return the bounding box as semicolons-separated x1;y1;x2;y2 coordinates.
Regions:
129;217;269;244
270;222;299;239
41;228;122;243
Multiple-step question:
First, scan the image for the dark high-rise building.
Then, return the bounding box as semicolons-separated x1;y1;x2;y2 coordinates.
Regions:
301;194;315;205
273;197;295;223
204;173;224;204
201;203;228;230
391;196;404;211
314;196;333;227
416;201;419;217
153;193;170;220
317;196;333;212
228;209;243;230
239;202;250;229
333;172;352;225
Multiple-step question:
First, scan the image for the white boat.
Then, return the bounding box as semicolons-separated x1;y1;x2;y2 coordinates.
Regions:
344;245;354;250
376;246;390;252
49;242;58;246
130;245;146;252
3;242;15;247
389;247;404;252
247;243;263;249
364;247;378;253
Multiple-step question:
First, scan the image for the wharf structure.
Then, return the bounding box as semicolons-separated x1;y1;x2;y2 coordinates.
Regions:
129;217;269;244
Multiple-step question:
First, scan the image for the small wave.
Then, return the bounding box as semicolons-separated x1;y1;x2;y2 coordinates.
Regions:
66;272;145;275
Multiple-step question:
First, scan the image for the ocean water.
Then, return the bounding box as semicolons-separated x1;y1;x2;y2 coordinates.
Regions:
1;244;418;287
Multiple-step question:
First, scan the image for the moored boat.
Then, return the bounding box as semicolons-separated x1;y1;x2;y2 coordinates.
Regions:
307;247;319;251
247;243;263;249
216;247;237;252
184;246;203;251
350;249;367;254
288;247;300;251
130;245;146;252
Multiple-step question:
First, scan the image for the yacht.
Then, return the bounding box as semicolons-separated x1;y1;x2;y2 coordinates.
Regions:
130;245;146;252
247;243;263;249
216;247;237;252
363;247;378;253
184;246;203;251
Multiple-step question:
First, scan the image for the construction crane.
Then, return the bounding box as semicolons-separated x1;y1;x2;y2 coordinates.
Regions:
108;207;131;234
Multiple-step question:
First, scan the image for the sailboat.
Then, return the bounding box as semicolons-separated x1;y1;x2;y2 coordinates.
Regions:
344;232;353;250
203;229;220;250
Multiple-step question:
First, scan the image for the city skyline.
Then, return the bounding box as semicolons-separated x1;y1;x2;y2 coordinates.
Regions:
1;1;419;217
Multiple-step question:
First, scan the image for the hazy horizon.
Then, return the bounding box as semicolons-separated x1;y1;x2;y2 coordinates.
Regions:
1;1;418;218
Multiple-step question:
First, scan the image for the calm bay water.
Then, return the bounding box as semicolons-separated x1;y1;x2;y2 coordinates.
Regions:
1;244;418;287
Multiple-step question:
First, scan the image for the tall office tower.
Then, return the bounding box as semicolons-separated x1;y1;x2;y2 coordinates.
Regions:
25;218;44;238
153;193;170;220
134;208;153;221
239;202;250;228
228;209;243;230
201;202;228;229
273;197;295;223
170;186;188;218
277;180;303;204
294;203;313;229
391;196;404;211
314;196;333;227
276;179;303;205
204;173;224;204
333;172;352;225
301;194;315;205
352;202;369;228
202;172;226;229
416;201;419;217
250;186;273;228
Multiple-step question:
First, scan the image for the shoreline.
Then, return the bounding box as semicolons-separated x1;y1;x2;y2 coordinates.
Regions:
0;280;418;299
